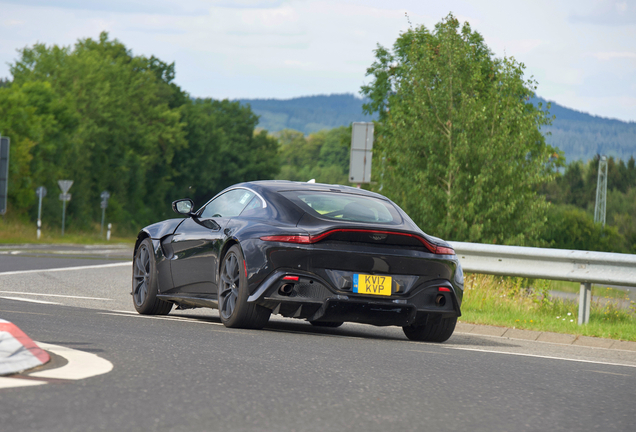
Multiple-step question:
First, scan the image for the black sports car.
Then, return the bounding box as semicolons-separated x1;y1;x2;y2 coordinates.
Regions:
132;180;463;342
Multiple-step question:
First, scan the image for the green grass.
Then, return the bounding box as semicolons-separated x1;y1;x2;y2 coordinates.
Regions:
461;274;636;341
0;215;135;245
550;279;631;299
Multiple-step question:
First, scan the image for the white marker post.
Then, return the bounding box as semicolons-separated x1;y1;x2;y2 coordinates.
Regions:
35;186;47;240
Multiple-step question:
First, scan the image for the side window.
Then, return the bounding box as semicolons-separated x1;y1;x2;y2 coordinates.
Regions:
239;195;265;217
201;189;255;218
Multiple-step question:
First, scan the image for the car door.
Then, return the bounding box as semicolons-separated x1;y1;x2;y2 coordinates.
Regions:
169;188;257;296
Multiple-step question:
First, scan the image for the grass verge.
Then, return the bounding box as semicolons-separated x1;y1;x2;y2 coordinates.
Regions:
0;215;134;245
460;274;636;341
550;279;631;299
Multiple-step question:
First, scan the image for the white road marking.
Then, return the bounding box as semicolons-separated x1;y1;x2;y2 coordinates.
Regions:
100;312;224;326
0;262;131;276
445;346;636;369
0;377;47;389
0;296;61;305
0;291;112;301
29;342;113;380
585;370;632;377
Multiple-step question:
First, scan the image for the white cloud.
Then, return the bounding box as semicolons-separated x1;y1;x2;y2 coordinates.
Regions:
589;51;636;61
0;0;634;121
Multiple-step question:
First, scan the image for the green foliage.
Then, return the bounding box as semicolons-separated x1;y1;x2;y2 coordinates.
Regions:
1;32;280;233
541;156;636;253
9;33;188;229
361;14;557;244
542;204;625;252
276;126;351;184
175;98;280;206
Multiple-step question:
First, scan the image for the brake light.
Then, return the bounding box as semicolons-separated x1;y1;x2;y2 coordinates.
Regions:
282;275;300;281
434;246;455;255
259;235;311;244
438;287;451;292
260;230;455;255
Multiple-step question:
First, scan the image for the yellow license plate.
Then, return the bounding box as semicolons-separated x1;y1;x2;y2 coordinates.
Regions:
353;274;392;296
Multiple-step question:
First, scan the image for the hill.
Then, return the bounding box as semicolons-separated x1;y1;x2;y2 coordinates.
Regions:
533;97;636;162
238;94;375;134
238;93;636;163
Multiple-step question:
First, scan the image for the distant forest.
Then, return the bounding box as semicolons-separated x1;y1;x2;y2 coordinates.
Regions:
239;94;636;163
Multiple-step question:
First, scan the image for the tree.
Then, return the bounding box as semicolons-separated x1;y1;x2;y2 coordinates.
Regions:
361;14;557;245
277;126;351;184
174;98;280;206
10;32;188;228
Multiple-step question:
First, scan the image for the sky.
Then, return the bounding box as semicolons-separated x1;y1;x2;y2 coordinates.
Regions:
0;0;635;122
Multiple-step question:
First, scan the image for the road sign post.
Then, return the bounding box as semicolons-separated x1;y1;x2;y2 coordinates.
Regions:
58;180;73;236
349;123;374;184
0;136;10;215
100;191;110;237
36;186;47;240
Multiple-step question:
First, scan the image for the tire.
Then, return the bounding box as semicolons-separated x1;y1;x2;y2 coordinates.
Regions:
218;245;270;329
309;321;344;328
402;316;457;343
132;238;172;315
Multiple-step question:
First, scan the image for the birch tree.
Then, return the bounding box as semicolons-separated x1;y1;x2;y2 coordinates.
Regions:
362;14;557;245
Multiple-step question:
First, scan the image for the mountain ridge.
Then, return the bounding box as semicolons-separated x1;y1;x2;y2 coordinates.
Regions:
238;93;636;163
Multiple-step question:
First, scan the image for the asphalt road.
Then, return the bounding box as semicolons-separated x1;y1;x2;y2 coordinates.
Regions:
1;245;635;432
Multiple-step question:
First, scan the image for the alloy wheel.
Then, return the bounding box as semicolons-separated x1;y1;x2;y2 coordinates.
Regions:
133;244;150;306
219;252;240;320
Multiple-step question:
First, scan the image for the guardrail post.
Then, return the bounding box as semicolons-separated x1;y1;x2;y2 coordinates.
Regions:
578;282;592;325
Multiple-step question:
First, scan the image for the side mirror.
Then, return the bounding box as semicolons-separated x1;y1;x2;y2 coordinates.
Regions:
172;198;194;216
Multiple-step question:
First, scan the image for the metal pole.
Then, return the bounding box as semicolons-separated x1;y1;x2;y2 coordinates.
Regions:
101;207;105;237
107;223;111;241
37;193;43;240
578;282;592;325
62;199;66;236
594;156;608;227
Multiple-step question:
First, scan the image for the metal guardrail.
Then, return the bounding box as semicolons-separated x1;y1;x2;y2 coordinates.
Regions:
448;241;636;325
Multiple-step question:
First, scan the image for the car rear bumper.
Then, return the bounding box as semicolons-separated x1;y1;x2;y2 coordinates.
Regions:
248;269;461;327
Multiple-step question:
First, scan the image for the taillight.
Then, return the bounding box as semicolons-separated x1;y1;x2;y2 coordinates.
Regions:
438;287;452;292
433;245;455;255
259;235;311;244
260;229;455;255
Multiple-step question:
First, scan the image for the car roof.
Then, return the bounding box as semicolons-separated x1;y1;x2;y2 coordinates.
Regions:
239;180;389;200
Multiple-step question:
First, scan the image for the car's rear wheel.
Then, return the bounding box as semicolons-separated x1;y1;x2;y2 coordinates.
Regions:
309;321;343;328
132;238;172;315
402;316;457;342
218;245;270;329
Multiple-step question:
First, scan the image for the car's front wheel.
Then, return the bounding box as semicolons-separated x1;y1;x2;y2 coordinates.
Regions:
218;245;270;329
402;316;457;343
132;238;172;315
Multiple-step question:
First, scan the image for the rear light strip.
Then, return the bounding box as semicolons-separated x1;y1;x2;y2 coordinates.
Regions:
260;229;455;255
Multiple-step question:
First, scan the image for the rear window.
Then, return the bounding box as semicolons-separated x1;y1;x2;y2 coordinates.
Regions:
280;191;401;224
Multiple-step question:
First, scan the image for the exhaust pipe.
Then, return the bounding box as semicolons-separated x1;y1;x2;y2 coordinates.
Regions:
278;283;294;296
435;294;446;307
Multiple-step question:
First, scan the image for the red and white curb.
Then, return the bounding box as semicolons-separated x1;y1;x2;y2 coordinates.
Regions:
0;320;114;389
0;319;50;376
